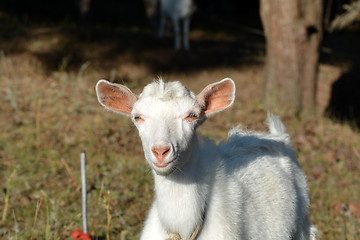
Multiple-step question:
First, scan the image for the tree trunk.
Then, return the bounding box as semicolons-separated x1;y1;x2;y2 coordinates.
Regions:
260;0;323;115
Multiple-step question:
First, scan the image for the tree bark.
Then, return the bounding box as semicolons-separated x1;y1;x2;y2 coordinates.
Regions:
260;0;323;115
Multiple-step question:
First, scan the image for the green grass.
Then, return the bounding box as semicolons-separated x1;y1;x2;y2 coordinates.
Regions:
0;31;360;239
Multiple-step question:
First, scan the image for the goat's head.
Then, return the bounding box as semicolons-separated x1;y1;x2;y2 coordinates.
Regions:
96;78;235;176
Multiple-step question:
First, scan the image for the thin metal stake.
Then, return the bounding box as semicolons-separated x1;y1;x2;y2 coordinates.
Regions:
81;152;88;234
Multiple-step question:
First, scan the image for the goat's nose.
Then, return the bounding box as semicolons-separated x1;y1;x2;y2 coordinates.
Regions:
151;146;171;162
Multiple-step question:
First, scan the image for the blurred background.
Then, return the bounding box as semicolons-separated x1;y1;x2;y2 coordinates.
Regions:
0;0;359;239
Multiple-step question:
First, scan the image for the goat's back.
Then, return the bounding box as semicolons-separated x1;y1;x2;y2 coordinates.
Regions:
199;115;313;239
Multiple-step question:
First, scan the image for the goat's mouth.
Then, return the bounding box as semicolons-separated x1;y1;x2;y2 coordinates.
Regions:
154;162;170;168
152;159;174;169
152;159;178;176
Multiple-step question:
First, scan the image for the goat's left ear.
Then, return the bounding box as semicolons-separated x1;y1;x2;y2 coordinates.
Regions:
197;78;235;116
95;80;138;117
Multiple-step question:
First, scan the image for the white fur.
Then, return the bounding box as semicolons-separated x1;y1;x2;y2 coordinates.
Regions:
95;78;318;240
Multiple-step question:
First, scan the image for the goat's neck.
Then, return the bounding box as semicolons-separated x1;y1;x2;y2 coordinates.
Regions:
152;133;209;238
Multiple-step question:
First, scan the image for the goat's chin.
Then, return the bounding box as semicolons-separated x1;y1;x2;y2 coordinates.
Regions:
151;159;181;176
152;164;177;176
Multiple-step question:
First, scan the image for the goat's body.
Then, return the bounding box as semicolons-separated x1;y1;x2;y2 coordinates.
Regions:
141;115;316;239
95;79;317;240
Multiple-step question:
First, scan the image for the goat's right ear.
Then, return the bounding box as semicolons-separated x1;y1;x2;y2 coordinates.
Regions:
95;80;138;116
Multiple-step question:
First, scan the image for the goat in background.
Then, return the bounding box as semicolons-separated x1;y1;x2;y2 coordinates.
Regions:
144;0;196;50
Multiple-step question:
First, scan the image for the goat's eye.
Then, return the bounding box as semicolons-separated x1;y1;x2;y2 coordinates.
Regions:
134;115;144;122
185;112;198;121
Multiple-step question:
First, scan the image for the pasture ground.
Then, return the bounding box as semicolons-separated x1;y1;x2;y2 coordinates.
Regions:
0;23;360;239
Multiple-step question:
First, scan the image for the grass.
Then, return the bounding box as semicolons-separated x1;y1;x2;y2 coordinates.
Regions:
0;26;359;239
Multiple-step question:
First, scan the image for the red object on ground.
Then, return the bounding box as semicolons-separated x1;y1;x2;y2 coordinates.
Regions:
71;229;92;240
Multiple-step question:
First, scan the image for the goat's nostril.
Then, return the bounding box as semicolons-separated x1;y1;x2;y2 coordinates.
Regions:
163;148;170;155
152;146;171;161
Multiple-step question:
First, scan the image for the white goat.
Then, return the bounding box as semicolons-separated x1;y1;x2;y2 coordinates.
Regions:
95;78;318;240
157;0;196;50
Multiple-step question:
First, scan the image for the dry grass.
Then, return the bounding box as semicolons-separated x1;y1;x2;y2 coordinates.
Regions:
0;27;359;240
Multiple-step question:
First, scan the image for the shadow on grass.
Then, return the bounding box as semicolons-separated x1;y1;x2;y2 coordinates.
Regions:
325;64;360;130
2;25;265;75
322;31;360;130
